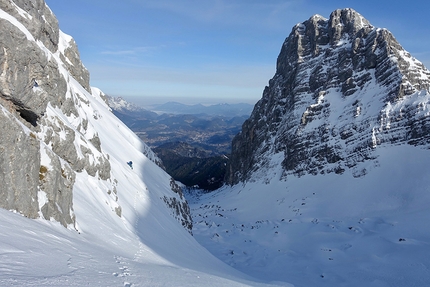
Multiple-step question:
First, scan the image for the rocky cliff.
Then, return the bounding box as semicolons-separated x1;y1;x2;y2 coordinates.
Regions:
0;0;191;232
227;8;430;184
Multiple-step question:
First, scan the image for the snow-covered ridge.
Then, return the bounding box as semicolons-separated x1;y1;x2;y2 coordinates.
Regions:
107;95;146;113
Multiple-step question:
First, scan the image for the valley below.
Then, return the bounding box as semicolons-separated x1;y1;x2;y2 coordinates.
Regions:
110;99;253;190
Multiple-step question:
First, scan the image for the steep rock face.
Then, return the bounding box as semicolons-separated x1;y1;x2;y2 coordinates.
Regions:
0;1;103;228
227;8;430;184
39;147;76;226
0;0;109;227
0;0;59;53
0;106;40;218
0;0;192;233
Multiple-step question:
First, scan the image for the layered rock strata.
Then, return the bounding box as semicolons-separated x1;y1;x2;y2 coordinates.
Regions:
227;8;430;184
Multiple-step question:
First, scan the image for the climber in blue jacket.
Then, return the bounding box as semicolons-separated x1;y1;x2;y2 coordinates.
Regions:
127;161;133;169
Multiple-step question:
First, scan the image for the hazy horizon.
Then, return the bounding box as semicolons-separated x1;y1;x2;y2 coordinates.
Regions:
117;95;259;107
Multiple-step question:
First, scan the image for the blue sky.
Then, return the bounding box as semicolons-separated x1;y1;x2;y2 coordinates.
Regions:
45;0;430;105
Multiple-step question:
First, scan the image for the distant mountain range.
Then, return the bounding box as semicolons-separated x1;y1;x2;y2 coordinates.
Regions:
107;96;254;117
149;101;254;117
107;97;247;190
110;105;247;154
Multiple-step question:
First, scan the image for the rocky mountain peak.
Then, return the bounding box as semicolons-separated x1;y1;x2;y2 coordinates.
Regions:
279;9;372;69
328;8;372;40
227;8;430;185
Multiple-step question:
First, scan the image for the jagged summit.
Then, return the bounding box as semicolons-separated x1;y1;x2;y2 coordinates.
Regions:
227;8;430;184
327;8;372;38
282;8;372;66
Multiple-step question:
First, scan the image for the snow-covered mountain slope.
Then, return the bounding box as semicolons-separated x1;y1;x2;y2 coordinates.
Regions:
0;1;282;286
189;8;430;287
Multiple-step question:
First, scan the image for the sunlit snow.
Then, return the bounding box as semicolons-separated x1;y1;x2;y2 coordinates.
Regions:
189;145;430;286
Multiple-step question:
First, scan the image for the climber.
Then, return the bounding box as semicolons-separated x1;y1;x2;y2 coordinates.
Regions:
127;161;133;169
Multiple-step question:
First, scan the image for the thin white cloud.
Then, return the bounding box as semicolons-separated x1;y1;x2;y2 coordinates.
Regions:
133;0;306;30
101;50;136;55
101;45;164;56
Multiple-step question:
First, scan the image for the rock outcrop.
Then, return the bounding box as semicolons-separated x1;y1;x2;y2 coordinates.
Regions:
0;107;40;219
162;178;193;234
0;0;59;53
227;8;430;184
0;0;192;234
0;0;109;227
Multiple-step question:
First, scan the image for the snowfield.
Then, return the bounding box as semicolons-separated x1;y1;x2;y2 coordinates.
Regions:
189;145;430;286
